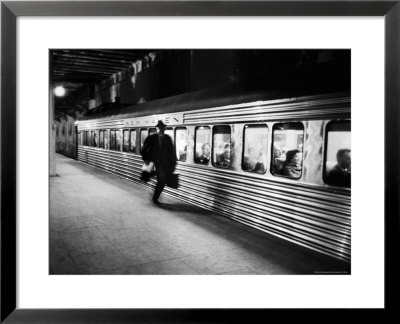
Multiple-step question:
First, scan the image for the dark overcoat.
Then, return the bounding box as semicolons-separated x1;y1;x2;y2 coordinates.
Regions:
326;165;351;187
141;133;176;181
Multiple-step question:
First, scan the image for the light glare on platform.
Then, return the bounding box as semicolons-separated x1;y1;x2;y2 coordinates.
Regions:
54;86;66;97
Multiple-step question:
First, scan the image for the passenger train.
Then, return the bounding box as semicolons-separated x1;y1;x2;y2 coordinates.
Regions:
75;81;351;262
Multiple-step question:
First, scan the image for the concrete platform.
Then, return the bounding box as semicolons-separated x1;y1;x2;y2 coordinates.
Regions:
50;154;350;275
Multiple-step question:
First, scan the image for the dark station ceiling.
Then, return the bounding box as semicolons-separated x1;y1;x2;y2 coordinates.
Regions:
52;49;154;89
52;49;156;114
52;49;350;116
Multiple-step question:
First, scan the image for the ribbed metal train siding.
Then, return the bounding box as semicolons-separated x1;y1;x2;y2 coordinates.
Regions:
77;146;351;262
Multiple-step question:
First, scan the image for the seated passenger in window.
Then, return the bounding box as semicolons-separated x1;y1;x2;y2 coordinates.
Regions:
243;145;265;173
197;143;210;164
280;148;287;161
282;150;302;178
272;146;285;173
216;143;231;168
326;149;351;187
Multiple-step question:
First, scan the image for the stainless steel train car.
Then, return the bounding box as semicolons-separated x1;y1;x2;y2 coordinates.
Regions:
75;83;351;262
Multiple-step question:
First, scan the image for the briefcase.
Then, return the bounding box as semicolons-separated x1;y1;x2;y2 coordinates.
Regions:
167;173;179;189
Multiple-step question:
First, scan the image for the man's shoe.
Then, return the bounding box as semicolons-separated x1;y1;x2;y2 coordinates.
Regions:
152;199;160;206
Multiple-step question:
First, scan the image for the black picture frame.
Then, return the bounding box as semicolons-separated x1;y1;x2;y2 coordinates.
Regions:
1;1;399;322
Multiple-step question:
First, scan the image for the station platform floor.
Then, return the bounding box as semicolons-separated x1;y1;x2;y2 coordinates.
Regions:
50;154;350;275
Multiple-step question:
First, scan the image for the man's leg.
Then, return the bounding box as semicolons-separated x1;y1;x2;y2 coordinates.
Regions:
153;180;165;204
153;168;167;204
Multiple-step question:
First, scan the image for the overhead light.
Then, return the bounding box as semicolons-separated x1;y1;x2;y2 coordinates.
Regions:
54;86;66;97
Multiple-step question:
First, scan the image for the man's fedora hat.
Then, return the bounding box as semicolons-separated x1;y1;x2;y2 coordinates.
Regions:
156;120;166;128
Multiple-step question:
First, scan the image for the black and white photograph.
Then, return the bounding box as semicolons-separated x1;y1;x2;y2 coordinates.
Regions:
49;49;351;275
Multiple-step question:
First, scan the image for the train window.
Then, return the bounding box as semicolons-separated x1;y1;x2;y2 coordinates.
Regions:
99;130;104;149
324;121;351;188
175;127;187;162
130;130;137;153
110;130;116;150
104;130;109;150
165;128;174;143
90;131;96;147
194;127;211;165
83;131;88;146
123;130;130;152
116;130;121;151
212;125;231;169
93;131;98;147
271;122;304;179
140;129;148;149
242;125;268;174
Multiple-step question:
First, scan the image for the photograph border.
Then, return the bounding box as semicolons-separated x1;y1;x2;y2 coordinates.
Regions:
1;0;399;322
